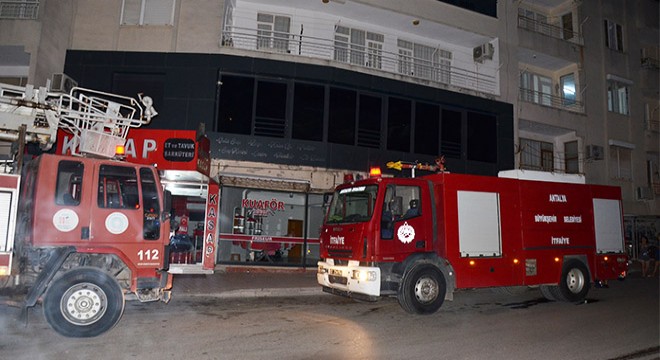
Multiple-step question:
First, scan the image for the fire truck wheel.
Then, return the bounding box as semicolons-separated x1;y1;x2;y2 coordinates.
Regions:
43;267;125;338
554;260;590;303
397;264;446;315
539;285;559;301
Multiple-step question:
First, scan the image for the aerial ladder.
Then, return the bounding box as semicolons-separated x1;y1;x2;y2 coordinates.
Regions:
0;80;157;171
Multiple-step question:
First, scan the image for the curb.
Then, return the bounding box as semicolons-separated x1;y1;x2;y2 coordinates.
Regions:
176;287;322;299
215;265;318;274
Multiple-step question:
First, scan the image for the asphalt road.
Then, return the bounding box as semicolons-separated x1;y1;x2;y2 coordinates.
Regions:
1;277;658;360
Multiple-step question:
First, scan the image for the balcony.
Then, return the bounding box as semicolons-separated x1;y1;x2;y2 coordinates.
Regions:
518;15;583;45
0;0;38;19
519;87;585;114
221;26;498;95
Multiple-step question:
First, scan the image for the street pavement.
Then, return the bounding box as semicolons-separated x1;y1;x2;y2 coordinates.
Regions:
171;261;649;300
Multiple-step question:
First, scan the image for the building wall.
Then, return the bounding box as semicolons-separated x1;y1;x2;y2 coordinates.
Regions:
580;1;658;216
0;0;657;218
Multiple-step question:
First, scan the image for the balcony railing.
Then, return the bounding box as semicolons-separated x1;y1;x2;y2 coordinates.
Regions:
519;87;585;113
221;27;498;95
518;15;583;45
0;0;38;19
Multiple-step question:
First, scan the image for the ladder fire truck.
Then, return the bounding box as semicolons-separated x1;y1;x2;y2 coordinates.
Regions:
317;161;628;314
0;80;172;337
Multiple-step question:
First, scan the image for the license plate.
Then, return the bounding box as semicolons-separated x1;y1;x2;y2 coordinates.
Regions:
329;268;342;276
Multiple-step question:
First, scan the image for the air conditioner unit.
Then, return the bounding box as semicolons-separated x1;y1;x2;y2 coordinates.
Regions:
586;145;604;160
636;186;654;200
473;43;494;63
50;73;78;93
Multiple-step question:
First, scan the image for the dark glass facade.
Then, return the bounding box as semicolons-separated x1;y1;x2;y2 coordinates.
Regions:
64;50;514;176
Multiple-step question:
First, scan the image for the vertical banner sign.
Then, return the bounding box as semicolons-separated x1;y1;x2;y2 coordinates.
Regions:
202;182;220;270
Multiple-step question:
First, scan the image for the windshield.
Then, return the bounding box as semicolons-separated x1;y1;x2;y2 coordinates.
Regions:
326;185;378;224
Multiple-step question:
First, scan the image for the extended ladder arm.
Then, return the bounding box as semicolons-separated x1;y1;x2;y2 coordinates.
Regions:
0;82;157;157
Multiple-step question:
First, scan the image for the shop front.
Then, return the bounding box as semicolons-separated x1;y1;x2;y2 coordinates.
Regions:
216;176;326;267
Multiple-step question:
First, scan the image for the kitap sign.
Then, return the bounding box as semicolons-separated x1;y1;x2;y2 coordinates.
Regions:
57;129;211;176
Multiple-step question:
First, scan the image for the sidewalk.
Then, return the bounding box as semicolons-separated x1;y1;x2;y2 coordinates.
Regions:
171;266;321;299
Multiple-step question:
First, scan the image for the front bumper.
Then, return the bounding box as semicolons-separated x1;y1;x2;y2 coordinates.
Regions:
317;259;381;297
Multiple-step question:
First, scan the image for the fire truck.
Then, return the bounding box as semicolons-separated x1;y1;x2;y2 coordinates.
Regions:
0;80;172;337
317;161;628;314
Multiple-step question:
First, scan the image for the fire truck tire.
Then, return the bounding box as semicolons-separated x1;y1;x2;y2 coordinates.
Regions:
397;264;446;315
43;267;125;338
553;260;590;303
539;285;559;301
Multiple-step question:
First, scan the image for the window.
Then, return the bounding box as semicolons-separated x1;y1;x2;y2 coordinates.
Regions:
397;40;452;83
604;19;623;52
121;0;175;26
357;94;382;148
397;40;413;76
467;112;497;163
437;50;452;84
366;32;384;69
0;0;39;19
415;102;440;156
520;138;554;171
520;71;552;106
441;109;462;159
326;185;378;224
334;26;349;63
560;73;576;106
607;78;630;115
97;165;139;209
217;75;254;135
293;83;325;141
387;97;411;152
381;185;421;239
328;88;356;145
0;76;28;86
518;8;549;36
255;81;287;138
561;12;574;40
564;141;579;174
349;28;365;66
56;161;83;206
218;187;320;265
140;168;160;240
609;145;632;180
257;13;291;52
334;26;383;68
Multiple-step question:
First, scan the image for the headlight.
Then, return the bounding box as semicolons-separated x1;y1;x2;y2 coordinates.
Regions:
352;270;377;282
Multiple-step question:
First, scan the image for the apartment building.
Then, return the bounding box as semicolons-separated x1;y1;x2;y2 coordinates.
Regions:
0;0;657;265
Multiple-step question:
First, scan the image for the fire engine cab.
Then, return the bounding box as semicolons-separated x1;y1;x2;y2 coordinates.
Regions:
57;127;218;274
0;80;171;337
317;162;628;314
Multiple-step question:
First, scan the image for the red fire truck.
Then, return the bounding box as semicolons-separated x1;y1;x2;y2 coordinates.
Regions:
0;81;172;337
317;162;628;314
